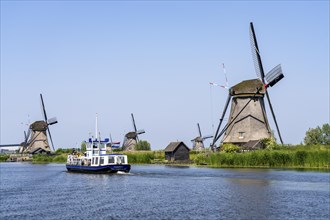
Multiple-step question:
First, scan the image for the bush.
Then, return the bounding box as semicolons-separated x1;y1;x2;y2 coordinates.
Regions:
55;148;72;154
220;143;239;153
260;138;278;150
0;154;10;162
135;140;151;151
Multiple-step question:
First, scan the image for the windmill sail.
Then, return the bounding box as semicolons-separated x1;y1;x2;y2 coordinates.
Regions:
249;22;284;144
265;64;284;87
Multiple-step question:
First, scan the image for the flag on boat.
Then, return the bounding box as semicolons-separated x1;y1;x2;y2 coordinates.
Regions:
111;142;120;148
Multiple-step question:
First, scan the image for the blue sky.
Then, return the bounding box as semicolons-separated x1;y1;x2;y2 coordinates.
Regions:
1;1;329;149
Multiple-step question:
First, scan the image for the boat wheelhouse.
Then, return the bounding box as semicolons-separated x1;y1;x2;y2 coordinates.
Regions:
66;138;131;173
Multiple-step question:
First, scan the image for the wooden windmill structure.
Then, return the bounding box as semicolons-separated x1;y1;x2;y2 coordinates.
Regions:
122;113;145;151
211;22;284;150
19;94;58;154
191;123;212;151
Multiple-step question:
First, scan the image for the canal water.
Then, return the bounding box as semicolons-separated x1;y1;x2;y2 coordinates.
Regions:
0;163;329;219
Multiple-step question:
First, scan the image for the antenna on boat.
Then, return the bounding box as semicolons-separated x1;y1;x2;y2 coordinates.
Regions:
95;113;98;140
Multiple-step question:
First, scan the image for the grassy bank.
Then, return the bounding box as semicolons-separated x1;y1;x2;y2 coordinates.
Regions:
124;151;165;163
193;145;330;169
32;154;68;163
3;145;329;169
29;151;166;164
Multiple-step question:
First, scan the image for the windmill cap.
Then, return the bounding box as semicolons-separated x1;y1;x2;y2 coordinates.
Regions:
230;79;265;96
30;121;48;131
125;131;137;138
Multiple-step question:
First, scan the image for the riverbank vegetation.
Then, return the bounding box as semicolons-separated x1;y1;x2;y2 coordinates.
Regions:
192;145;329;169
1;145;329;169
26;144;329;169
0;154;10;162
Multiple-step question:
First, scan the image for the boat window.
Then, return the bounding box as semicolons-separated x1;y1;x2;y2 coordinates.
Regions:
95;157;99;165
92;157;95;165
100;157;104;165
120;157;125;163
108;157;114;163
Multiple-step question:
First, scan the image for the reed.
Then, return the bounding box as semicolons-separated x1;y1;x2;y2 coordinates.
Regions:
124;151;165;163
193;145;330;169
32;153;68;163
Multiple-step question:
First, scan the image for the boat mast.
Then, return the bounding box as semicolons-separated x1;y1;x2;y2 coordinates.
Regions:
95;113;98;140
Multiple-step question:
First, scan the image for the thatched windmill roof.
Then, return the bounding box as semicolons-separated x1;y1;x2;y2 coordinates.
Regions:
30;121;48;131
230;79;265;96
125;132;137;139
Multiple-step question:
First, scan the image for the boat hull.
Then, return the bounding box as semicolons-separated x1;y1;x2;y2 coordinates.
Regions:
66;164;131;174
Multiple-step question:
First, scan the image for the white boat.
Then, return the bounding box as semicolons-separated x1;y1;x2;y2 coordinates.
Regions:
66;137;131;173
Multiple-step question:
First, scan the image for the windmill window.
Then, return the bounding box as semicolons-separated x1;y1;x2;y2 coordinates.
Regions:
239;132;245;139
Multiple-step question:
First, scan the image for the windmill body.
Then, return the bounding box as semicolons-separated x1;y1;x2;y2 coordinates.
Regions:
122;132;138;151
122;114;145;151
18;94;58;154
221;79;272;145
24;121;52;154
191;123;212;151
192;137;205;151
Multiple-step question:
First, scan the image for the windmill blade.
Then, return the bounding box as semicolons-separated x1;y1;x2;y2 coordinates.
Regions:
209;82;229;90
47;127;55;151
265;92;284;144
47;117;58;125
265;64;284;87
131;113;137;133
202;135;213;140
249;23;284;144
109;133;113;143
249;22;266;82
136;129;145;135
197;123;202;137
40;94;48;122
24;130;27;142
22;128;32;149
222;63;229;88
211;93;232;149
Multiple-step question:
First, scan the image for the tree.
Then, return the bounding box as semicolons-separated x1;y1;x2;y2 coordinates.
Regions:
81;142;87;152
304;123;330;145
135;140;151;151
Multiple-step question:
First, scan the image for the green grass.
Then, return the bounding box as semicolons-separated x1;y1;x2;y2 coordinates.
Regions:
193;145;330;169
0;154;10;162
124;150;165;164
32;153;68;163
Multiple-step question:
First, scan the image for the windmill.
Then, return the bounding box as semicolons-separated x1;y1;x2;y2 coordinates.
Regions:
191;123;213;151
211;22;284;150
122;113;145;151
19;94;58;154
